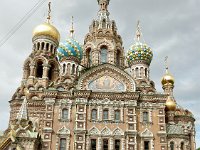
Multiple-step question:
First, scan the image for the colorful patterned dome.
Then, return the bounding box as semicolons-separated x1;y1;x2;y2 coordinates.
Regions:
127;42;153;66
57;38;83;62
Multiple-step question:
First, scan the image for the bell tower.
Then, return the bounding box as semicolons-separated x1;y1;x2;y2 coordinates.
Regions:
82;0;125;68
22;2;60;89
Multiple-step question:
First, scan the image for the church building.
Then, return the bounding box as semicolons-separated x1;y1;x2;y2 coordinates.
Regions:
0;0;196;149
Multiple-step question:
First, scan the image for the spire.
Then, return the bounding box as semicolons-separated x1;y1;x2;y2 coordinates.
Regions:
70;16;75;38
97;0;110;11
47;1;51;23
16;97;28;121
16;89;29;121
134;21;145;43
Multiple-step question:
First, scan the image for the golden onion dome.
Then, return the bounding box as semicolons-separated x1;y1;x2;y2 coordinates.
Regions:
165;96;176;111
161;69;175;86
33;22;60;42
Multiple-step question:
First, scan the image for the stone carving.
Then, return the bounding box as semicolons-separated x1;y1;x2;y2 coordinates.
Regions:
113;128;124;136
57;126;70;135
89;127;100;135
101;127;111;136
140;128;153;138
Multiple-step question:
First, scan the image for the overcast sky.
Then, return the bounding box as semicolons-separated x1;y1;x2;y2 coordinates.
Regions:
0;0;200;147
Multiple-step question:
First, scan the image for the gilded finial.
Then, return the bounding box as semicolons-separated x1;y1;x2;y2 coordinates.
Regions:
70;16;75;38
136;20;141;42
165;56;169;72
47;1;51;23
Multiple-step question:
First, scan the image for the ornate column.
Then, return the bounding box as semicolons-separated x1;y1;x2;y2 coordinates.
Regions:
98;137;102;149
43;64;50;79
110;137;113;150
121;138;125;150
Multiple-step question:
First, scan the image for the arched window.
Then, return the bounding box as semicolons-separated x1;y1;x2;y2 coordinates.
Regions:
72;64;75;75
143;112;149;122
67;63;71;75
170;141;174;150
36;61;43;78
145;68;148;77
37;43;40;50
48;64;55;81
144;141;150;150
102;19;106;28
114;110;120;121
116;50;121;66
86;48;92;67
91;109;97;120
46;43;49;51
91;139;97;150
41;42;45;50
50;45;54;53
135;68;139;78
59;138;66;150
180;142;184;150
103;109;109;120
63;64;66;74
62;109;68;120
103;139;108;150
100;46;107;64
115;140;120;150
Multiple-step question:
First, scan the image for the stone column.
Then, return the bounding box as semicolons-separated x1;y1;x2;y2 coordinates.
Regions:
121;138;125;150
30;65;35;77
98;137;102;150
43;64;50;79
110;137;113;150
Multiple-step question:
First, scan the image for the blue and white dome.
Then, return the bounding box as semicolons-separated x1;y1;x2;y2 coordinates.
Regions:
127;42;153;65
57;38;83;62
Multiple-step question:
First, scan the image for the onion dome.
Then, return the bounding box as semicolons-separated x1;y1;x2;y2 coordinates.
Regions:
33;22;60;42
127;21;153;66
165;96;176;111
57;16;83;62
161;69;175;86
127;42;153;65
57;38;83;62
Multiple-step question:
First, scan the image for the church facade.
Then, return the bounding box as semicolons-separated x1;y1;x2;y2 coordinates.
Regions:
0;0;196;150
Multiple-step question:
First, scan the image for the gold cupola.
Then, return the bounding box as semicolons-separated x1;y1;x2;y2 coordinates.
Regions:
161;56;175;86
32;2;60;42
165;96;176;111
33;23;60;42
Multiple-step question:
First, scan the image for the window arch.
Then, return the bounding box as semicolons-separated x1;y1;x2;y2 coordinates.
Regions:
91;109;97;120
59;138;66;150
86;48;92;67
170;141;174;150
46;43;49;51
62;109;68;120
41;42;45;50
36;61;43;78
100;46;108;64
67;63;71;75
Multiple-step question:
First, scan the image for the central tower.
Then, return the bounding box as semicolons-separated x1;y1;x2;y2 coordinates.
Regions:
82;0;125;68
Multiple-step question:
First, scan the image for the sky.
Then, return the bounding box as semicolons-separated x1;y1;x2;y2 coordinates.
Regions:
0;0;200;147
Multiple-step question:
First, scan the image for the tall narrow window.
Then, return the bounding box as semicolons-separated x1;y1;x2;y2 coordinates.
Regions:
101;46;107;64
115;140;120;150
91;109;97;120
103;109;109;120
114;110;120;121
62;109;68;120
86;48;92;67
72;64;75;75
144;141;149;150
91;139;97;150
103;139;108;150
143;112;149;122
135;68;139;78
63;64;66;74
67;63;71;75
170;141;174;150
116;50;120;66
180;142;184;150
145;68;148;77
60;138;66;150
36;61;43;78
